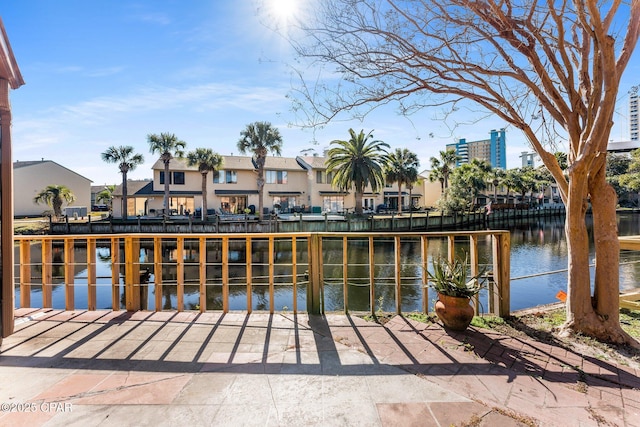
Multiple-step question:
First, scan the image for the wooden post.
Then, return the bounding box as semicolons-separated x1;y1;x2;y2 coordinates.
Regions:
19;239;31;308
64;239;75;310
246;236;253;313
447;235;455;264
343;235;348;313
394;235;401;314
124;236;141;311
469;235;479;315
42;239;53;308
307;233;322;314
292;236;298;313
199;237;206;313
154;237;162;311
222;236;229;313
268;236;274;314
369;235;375;315
492;232;511;317
87;238;97;311
0;40;24;338
111;237;120;310
176;237;184;311
421;235;429;313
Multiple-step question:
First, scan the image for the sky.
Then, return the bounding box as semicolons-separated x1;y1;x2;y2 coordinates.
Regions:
2;1;639;186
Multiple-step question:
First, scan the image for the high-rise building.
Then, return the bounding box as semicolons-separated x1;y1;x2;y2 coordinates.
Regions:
520;151;536;167
630;92;638;141
446;128;507;169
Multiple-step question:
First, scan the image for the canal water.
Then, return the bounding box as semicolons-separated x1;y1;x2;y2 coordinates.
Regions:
15;213;640;313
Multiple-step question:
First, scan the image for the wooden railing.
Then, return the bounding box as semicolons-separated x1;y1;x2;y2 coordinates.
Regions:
13;231;510;317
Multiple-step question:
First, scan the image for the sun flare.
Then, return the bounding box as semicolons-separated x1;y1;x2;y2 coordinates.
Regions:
271;0;297;20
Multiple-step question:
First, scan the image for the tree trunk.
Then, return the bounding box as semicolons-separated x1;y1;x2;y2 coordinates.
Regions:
163;160;170;216
257;174;265;220
561;165;638;347
397;182;403;215
562;170;592;329
53;197;62;218
201;172;207;221
122;171;128;219
354;191;363;215
586;158;636;345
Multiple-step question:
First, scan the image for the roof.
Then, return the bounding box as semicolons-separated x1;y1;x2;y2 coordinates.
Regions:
0;18;24;89
152;155;307;172
607;140;640;153
112;180;154;196
297;156;327;170
129;181;199;196
13;159;93;183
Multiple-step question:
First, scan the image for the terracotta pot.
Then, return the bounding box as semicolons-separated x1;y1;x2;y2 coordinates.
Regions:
435;293;475;331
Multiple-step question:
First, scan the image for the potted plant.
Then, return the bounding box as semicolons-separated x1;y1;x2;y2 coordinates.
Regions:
427;255;486;331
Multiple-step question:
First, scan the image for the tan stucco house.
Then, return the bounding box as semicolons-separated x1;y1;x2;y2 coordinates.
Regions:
13;160;92;217
111;154;436;218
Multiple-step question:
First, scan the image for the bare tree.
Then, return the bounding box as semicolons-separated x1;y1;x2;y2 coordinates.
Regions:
287;1;640;346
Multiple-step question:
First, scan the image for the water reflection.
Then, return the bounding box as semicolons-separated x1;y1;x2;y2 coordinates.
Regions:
15;213;640;312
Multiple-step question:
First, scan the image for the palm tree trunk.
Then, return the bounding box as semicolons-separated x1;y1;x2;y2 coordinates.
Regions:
122;171;128;219
201;172;207;221
354;191;363;215
163;160;170;216
397;183;403;215
257;174;265;220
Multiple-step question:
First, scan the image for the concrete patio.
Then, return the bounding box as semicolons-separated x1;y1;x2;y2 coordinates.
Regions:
1;309;639;426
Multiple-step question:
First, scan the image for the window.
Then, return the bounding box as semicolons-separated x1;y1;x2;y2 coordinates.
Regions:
213;170;237;184
159;171;185;185
322;196;344;213
173;172;185;185
326;171;333;183
316;171;332;184
220;196;246;214
266;170;287;184
273;196;296;211
225;170;237;183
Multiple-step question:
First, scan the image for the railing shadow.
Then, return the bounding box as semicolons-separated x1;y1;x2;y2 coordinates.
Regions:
0;311;637;392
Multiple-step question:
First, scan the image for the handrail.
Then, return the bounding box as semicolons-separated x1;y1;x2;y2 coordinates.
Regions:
13;230;511;317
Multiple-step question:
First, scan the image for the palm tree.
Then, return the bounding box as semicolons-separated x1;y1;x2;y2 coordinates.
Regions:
101;146;144;218
502;169;521;205
186;148;224;220
488;168;506;203
237;122;283;220
33;185;76;219
428;160;446;192
148;132;187;216
325;129;389;215
429;149;459;190
452;159;491;209
385;148;420;214
95;184;116;211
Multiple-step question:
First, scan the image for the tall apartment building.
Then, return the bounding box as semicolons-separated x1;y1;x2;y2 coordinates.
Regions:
630;92;638;141
446;128;507;169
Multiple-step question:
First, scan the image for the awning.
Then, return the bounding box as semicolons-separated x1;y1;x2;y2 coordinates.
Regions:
268;191;302;196
215;190;259;195
319;191;349;196
382;191;422;197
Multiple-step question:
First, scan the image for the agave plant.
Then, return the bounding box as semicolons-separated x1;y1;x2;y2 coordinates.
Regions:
427;255;486;299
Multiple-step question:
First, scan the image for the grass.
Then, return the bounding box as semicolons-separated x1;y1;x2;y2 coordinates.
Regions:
504;308;640;365
13;218;49;235
382;307;640;368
